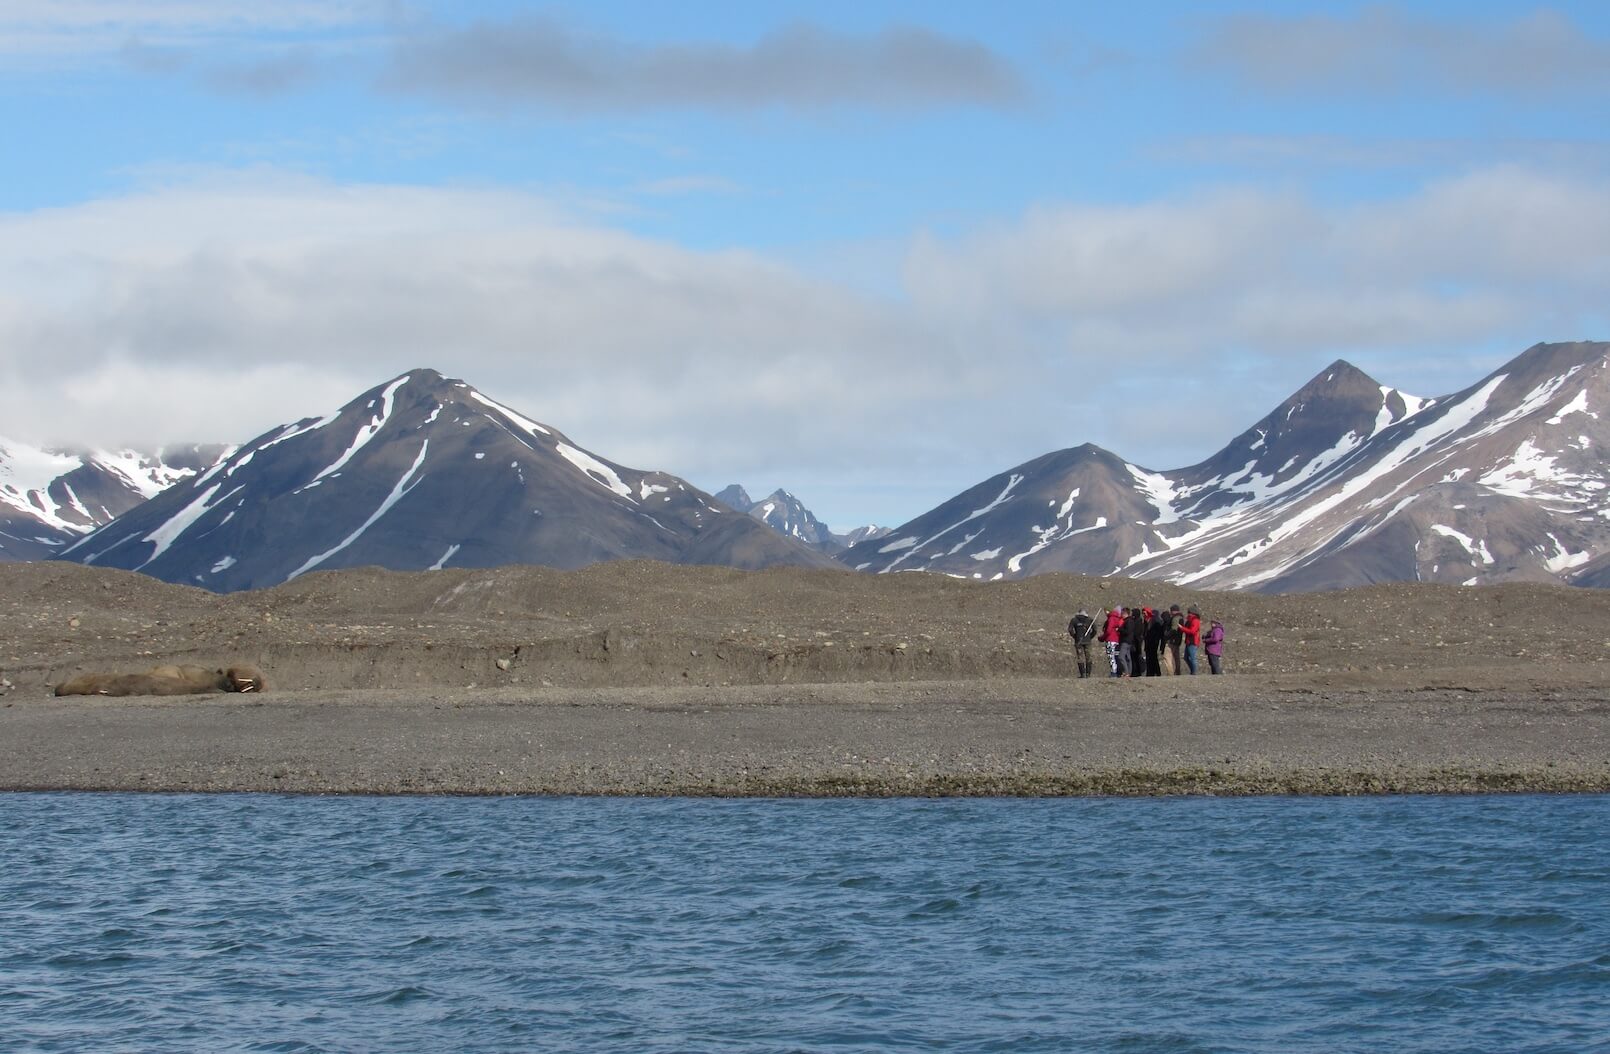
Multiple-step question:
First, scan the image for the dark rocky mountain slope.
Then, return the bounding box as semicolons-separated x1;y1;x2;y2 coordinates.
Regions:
59;370;837;590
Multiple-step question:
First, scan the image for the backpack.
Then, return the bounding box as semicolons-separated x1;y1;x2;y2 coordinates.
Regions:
1069;613;1095;643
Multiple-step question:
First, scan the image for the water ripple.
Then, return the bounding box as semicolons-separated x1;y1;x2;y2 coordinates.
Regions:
2;794;1609;1052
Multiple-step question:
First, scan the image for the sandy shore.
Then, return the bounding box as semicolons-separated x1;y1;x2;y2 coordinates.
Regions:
5;672;1609;796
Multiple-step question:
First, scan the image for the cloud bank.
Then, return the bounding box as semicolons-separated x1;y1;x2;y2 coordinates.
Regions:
2;166;1605;523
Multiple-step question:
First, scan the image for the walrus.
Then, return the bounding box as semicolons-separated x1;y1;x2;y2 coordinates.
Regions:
224;665;265;693
54;663;267;697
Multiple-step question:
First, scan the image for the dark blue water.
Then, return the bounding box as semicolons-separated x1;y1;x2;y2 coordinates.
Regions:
3;795;1608;1053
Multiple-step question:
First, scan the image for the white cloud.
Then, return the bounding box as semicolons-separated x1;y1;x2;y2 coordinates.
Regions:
1;165;1605;527
904;166;1610;359
0;170;982;524
905;189;1316;318
1338;166;1610;287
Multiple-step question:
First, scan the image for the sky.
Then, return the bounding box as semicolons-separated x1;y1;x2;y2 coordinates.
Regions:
3;1;1609;529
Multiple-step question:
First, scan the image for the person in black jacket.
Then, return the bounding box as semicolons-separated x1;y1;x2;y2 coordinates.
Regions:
1144;608;1166;677
1119;605;1145;678
1067;608;1098;678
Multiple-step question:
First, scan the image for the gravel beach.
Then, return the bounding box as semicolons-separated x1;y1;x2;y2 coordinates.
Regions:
4;561;1608;796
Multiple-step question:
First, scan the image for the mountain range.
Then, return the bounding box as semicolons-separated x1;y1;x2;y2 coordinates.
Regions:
54;370;836;591
6;340;1606;592
842;341;1609;591
714;484;890;554
0;441;226;562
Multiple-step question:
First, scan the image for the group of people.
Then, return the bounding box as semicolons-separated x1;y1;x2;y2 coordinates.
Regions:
1067;604;1225;678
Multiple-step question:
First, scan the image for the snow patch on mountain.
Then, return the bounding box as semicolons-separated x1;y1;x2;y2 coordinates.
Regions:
556;443;633;499
286;440;430;581
1547;390;1594;424
876;474;1024;574
0;444;84;533
1479;439;1568;497
1376;386;1433;432
1430;524;1493;565
135;483;230;569
1541;534;1590;573
469;390;551;437
311;374;411;485
1126;465;1179;525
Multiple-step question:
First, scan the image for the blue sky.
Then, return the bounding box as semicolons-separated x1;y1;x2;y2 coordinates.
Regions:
3;2;1609;527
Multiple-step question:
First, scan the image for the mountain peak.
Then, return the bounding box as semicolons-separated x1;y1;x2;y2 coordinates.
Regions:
1301;359;1381;397
714;483;754;511
1174;357;1410;500
1487;341;1610;388
394;366;447;385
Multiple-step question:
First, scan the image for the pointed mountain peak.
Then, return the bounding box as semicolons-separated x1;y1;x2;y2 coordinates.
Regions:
1294;359;1381;399
343;368;478;411
1174;358;1412;495
297;368;572;453
714;484;754;511
1060;441;1123;461
1257;359;1392;429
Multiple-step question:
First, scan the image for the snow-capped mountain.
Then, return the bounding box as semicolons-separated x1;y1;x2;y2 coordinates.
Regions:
836;524;894;548
0;439;227;562
59;369;838;591
715;484;890;553
841;341;1610;592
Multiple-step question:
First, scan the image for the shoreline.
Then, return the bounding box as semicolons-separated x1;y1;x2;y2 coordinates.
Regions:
6;676;1609;797
4;772;1606;799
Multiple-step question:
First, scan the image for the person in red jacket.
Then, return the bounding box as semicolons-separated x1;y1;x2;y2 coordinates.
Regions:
1101;606;1125;677
1181;606;1202;675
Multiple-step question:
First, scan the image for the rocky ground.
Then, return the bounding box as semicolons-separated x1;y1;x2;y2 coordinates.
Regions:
2;561;1608;795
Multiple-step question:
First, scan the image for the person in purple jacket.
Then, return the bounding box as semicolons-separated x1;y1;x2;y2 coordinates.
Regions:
1204;617;1226;675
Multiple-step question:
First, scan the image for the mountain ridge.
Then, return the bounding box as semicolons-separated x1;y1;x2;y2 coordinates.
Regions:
842;341;1610;591
715;484;890;553
20;340;1610;592
59;368;838;590
1;439;228;562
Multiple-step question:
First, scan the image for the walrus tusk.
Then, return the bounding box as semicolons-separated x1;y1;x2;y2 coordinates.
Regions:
239;683;257;692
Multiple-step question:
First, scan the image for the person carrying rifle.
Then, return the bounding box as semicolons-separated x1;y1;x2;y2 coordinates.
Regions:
1067;608;1099;679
